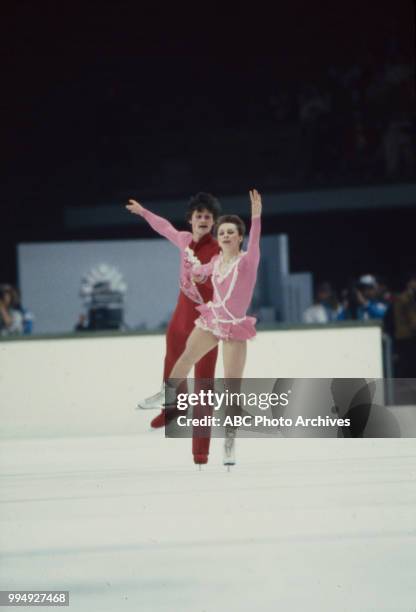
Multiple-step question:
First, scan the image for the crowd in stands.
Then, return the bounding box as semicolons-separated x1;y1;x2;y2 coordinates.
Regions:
162;48;413;192
303;274;390;324
303;274;389;324
265;46;415;188
75;41;414;200
303;273;416;377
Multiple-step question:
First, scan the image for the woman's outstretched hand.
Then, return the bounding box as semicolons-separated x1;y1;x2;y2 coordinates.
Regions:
250;189;262;218
126;199;144;216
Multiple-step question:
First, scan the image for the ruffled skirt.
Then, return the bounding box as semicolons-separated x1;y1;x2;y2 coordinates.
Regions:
195;303;256;341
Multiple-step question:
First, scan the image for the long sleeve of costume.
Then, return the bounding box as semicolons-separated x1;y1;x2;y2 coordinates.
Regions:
141;208;190;249
193;241;220;300
192;258;216;283
245;216;261;269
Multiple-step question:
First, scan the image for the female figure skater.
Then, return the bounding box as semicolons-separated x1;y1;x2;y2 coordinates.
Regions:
126;193;221;465
167;188;262;465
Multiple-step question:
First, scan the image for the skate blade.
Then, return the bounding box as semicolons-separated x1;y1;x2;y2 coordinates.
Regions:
136;403;161;410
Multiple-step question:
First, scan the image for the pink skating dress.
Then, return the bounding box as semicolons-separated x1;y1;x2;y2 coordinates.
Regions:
192;216;261;341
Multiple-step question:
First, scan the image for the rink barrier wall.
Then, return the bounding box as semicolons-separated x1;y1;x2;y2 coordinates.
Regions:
0;322;383;439
0;319;382;341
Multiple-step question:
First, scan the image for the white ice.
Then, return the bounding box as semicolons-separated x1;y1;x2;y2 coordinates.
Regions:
1;415;416;612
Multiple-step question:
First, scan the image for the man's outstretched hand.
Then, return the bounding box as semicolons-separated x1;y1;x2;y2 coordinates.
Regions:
126;199;144;216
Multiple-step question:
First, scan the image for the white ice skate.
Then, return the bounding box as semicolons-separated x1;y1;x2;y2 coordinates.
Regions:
137;388;164;410
223;429;236;469
136;384;177;410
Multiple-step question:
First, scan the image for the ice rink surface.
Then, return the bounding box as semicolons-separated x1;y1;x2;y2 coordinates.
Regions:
1;414;416;612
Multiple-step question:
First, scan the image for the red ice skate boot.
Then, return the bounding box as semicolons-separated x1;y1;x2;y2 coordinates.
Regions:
192;427;211;465
151;407;183;429
193;454;208;465
150;411;166;429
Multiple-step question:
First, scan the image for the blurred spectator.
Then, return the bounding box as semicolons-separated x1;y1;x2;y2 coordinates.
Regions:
392;273;416;377
74;313;89;332
10;286;34;334
298;85;331;123
303;282;341;323
382;112;415;179
343;116;377;179
377;278;393;307
338;275;387;321
0;285;24;336
296;85;331;183
383;56;413;88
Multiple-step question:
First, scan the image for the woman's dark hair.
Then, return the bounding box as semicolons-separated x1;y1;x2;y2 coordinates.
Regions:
186;192;222;222
216;215;246;250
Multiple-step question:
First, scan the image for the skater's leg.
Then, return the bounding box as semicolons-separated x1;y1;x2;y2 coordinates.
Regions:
195;343;218;379
168;327;218;381
222;340;247;467
222;339;247;379
222;339;246;409
192;344;218;462
149;301;189;427
163;297;192;380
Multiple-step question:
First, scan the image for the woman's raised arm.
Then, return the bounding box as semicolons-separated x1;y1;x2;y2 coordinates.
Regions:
246;189;262;264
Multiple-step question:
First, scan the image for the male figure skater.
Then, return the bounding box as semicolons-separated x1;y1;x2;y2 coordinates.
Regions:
127;193;221;464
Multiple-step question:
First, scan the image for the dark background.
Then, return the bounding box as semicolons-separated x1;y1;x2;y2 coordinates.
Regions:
1;1;415;290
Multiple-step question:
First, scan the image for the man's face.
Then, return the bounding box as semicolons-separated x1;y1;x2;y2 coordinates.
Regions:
190;208;215;239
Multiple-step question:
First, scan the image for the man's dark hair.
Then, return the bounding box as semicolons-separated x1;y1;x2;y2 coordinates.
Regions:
186;192;222;222
216;215;246;250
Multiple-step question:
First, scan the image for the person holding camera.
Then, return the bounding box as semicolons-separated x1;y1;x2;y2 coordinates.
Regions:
338;275;387;321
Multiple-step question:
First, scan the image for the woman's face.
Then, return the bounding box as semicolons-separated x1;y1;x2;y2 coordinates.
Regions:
190;208;215;239
217;223;243;252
